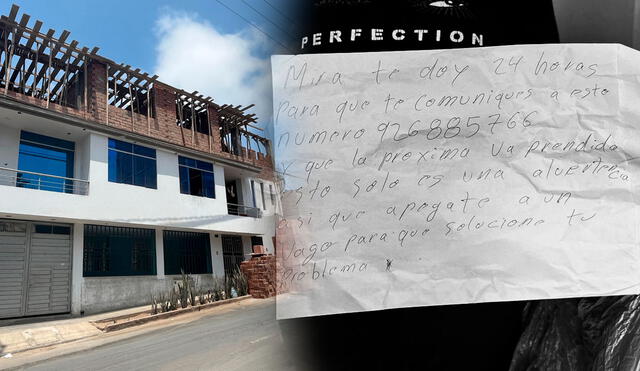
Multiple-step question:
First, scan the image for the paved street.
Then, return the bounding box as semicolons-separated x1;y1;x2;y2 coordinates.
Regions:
14;300;294;371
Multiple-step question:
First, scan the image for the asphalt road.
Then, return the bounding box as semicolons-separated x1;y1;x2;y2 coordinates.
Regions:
20;300;295;371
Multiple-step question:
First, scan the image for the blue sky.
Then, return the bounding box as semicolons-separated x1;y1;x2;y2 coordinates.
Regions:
11;0;292;71
8;0;295;132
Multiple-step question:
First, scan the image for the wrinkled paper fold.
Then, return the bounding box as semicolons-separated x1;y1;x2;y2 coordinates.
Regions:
271;44;640;319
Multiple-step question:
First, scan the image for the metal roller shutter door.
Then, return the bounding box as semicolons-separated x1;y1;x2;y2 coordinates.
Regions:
0;220;72;319
0;221;28;319
26;229;72;316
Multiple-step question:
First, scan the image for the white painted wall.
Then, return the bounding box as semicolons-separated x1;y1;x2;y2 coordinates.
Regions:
0;124;19;169
0;128;276;253
69;224;252;314
210;233;225;278
74;134;91;181
71;222;84;314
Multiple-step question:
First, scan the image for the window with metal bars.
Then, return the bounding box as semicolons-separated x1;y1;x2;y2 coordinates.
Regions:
83;224;156;277
221;235;245;276
163;230;212;275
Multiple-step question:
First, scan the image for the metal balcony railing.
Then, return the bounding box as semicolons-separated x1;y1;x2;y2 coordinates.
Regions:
0;167;89;195
227;202;262;218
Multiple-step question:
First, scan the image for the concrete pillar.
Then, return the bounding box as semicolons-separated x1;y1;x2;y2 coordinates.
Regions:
156;228;165;278
210;233;224;279
71;222;84;315
242;235;253;258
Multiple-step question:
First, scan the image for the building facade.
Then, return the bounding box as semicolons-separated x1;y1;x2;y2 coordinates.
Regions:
0;5;277;318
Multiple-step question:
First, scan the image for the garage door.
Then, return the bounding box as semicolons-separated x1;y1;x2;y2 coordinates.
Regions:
0;221;72;319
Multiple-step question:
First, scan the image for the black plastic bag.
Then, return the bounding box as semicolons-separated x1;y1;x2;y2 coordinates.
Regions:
511;296;640;371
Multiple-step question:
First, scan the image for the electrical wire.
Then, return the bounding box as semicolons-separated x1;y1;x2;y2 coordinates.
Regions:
214;0;294;53
261;0;299;27
240;0;292;36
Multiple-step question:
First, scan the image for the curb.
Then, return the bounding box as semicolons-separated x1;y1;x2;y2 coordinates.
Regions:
0;333;100;360
91;295;252;333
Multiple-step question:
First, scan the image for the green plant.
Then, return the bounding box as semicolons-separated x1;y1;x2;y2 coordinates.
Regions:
232;268;249;296
223;268;248;298
169;290;178;311
212;278;224;301
150;294;158;315
178;270;194;308
198;289;207;305
158;293;169;313
189;284;196;306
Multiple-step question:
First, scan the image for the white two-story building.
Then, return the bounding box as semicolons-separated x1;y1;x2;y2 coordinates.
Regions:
0;5;277;318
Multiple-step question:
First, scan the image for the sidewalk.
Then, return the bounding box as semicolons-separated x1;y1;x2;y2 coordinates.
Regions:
0;304;152;357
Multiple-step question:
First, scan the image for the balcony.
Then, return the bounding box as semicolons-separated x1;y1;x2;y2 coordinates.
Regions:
0;167;89;195
227;202;262;218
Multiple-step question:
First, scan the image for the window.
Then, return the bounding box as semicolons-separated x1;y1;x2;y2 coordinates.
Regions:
108;139;157;189
260;182;266;210
83;225;156;277
269;184;275;205
178;156;215;198
17;131;75;193
34;224;71;235
251;236;264;246
163;230;212;275
250;180;257;208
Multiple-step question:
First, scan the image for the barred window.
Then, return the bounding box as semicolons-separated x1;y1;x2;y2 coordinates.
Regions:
83;225;156;277
163;230;212;275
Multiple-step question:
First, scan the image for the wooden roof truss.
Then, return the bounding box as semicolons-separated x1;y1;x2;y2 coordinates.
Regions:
107;64;157;117
0;4;271;158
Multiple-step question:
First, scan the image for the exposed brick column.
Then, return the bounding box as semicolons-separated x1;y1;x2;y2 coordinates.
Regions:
87;60;107;123
240;255;276;299
208;106;223;153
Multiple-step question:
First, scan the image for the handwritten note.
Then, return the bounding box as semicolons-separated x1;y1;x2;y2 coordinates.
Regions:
271;44;640;319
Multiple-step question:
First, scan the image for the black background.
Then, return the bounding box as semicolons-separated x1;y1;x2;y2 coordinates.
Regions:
279;1;560;370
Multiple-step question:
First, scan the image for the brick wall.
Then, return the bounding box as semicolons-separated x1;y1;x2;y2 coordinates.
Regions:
3;59;274;177
240;255;276;299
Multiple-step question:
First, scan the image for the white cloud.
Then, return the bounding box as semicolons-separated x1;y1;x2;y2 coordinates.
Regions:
153;11;273;136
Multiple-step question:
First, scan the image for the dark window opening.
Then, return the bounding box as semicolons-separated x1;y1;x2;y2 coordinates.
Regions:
34;224;71;235
83;224;156;277
251;236;264;246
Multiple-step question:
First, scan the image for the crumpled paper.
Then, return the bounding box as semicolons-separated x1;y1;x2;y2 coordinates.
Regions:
271;44;640;319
